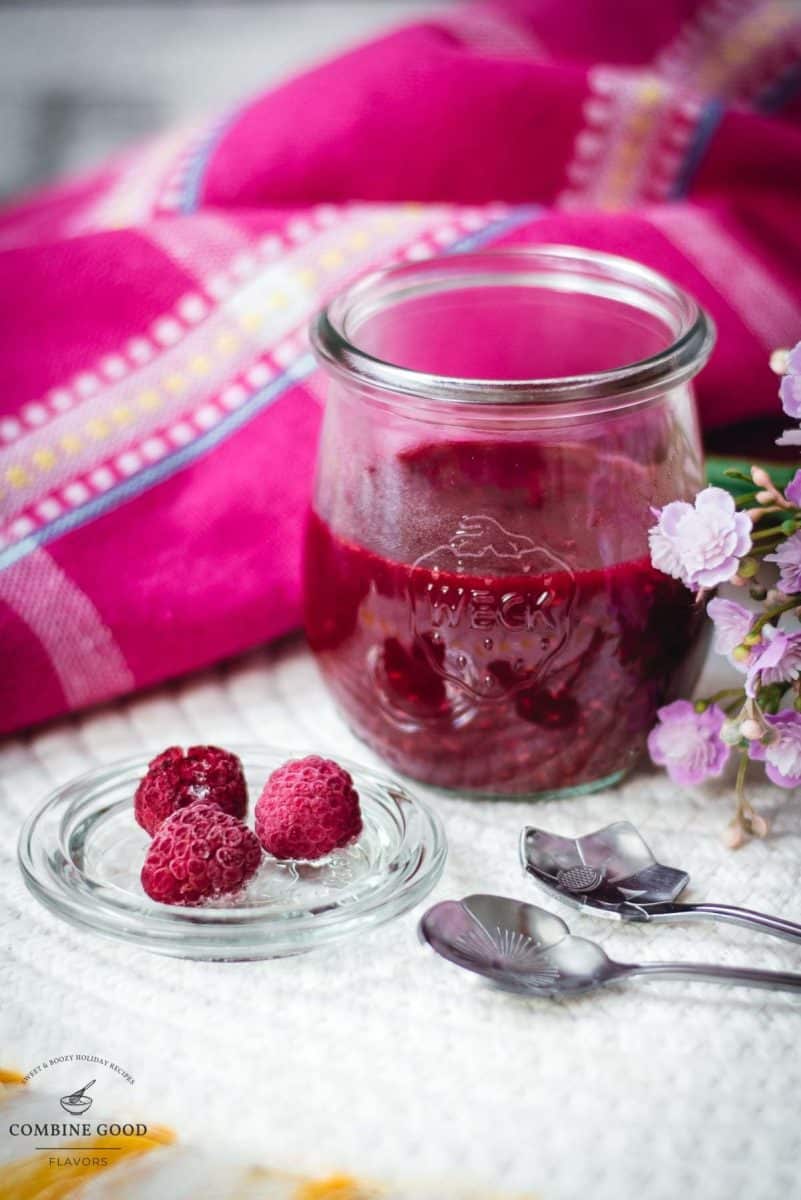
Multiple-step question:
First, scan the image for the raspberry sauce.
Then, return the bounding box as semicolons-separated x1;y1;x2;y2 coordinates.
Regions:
304;441;703;795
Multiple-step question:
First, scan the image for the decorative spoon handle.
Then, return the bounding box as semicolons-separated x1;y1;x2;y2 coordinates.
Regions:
648;902;801;944
626;959;801;993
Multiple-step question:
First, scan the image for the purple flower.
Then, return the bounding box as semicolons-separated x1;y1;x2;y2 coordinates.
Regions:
785;469;801;507
779;340;801;418
707;601;801;696
649;487;752;590
745;624;801;697
707;597;752;662
648;699;730;786
765;531;801;594
780;373;801;420
749;710;801;788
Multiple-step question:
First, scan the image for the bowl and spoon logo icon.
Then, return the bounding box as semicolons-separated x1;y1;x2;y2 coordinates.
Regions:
59;1079;95;1116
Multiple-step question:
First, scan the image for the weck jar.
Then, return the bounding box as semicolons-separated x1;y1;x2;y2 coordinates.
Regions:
305;246;714;797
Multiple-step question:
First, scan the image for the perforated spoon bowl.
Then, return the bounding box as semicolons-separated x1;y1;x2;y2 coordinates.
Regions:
521;821;801;944
420;894;801;997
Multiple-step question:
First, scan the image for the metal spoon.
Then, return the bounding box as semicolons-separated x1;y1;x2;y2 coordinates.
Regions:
521;821;801;944
420;894;801;997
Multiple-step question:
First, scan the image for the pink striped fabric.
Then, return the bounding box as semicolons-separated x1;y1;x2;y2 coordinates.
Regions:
1;0;801;735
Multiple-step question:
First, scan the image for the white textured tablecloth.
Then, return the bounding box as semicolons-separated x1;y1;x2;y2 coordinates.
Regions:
2;636;801;1199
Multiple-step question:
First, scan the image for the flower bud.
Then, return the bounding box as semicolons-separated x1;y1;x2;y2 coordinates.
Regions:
724;820;747;850
693;699;708;713
751;466;773;488
740;719;763;740
750;584;768;602
781;518;797;536
749;813;769;839
721;720;744;745
770;348;790;376
738;557;759;579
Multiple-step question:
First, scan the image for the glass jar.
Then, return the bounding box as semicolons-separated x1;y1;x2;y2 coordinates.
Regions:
305;246;713;797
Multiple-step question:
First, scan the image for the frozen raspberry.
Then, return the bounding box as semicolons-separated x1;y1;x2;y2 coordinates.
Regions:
255;755;363;861
134;745;247;835
141;803;261;905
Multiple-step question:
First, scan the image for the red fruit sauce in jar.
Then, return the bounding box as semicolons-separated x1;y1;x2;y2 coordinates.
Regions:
304;440;703;795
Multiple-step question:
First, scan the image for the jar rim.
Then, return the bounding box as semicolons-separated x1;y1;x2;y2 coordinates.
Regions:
310;244;715;407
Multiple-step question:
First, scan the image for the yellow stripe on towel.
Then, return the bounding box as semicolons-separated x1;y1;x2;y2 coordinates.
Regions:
296;1178;379;1200
0;1069;26;1087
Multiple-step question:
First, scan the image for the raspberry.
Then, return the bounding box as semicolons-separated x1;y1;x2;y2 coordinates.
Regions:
140;803;261;905
134;745;247;835
254;755;363;861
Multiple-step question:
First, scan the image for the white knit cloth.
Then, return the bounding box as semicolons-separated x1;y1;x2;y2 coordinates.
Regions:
2;637;800;1199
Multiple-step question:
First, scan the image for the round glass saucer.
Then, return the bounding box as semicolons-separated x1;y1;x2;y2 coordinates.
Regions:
18;745;447;961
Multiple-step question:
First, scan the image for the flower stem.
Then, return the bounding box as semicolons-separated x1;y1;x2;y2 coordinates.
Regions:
751;523;792;542
735;491;761;509
704;687;746;705
734;751;752;826
723;468;755;486
750;538;784;555
751;598;799;634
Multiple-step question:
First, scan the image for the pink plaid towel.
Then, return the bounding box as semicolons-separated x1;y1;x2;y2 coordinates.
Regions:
2;0;801;736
